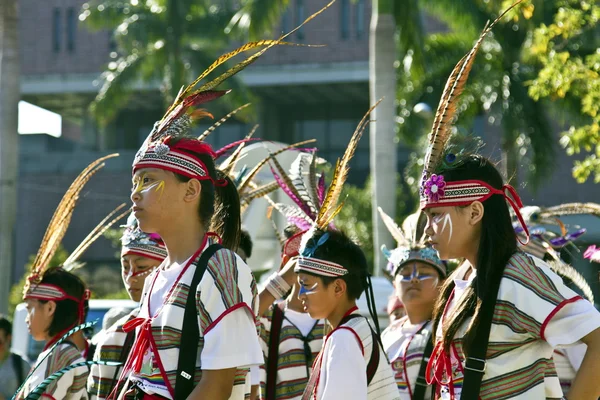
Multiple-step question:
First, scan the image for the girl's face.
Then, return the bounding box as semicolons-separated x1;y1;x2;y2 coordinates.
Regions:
121;252;162;302
394;262;441;307
424;206;477;260
130;168;192;234
297;273;339;320
25;299;54;341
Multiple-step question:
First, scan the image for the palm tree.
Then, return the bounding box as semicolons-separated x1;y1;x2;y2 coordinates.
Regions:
369;0;426;274
398;0;556;189
81;0;292;127
0;0;19;313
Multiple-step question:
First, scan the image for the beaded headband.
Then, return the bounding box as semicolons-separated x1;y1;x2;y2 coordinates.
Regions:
121;213;167;262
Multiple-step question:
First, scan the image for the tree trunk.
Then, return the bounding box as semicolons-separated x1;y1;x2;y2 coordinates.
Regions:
0;0;20;313
369;0;397;275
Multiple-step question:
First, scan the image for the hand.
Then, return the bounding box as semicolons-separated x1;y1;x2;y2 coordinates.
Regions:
278;256;298;286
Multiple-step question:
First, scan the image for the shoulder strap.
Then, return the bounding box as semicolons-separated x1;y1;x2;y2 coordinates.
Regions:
174;243;223;400
339;314;380;385
412;328;434;400
110;329;137;394
87;343;97;362
460;272;502;400
265;301;286;400
12;352;24;386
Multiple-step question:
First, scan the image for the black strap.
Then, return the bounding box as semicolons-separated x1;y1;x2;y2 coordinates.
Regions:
110;329;136;395
339;314;380;385
265;301;286;400
412;328;434;400
12;352;24;386
460;274;501;400
174;243;223;400
87;343;97;362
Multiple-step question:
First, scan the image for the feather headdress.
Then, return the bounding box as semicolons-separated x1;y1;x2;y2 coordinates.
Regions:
23;154;119;298
378;208;446;278
121;212;167;262
132;1;335;179
516;203;594;304
265;103;379;277
418;1;531;244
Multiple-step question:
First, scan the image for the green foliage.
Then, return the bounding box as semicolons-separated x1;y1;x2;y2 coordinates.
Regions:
397;0;556;188
9;246;69;316
528;0;600;183
335;176;418;272
80;0;260;125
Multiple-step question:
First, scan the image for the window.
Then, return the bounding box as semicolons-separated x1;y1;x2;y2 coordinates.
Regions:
67;7;76;52
341;0;350;40
52;8;61;53
295;0;305;41
356;0;365;39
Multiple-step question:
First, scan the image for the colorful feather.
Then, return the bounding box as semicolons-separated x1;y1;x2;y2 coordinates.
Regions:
423;0;523;174
316;100;381;229
540;203;600;218
240;181;280;207
237;139;316;193
307;151;321;207
269;160;312;217
584;245;600;263
289;153;318;218
317;174;326;204
218;125;260;175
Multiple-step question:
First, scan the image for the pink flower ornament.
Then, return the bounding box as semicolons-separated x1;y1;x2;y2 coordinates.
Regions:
423;174;446;203
584;245;600;263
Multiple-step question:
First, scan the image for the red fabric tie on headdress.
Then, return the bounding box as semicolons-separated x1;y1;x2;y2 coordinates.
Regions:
493;184;530;245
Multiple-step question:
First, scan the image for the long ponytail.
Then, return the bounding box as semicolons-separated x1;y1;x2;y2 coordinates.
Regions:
211;171;241;250
430;155;517;356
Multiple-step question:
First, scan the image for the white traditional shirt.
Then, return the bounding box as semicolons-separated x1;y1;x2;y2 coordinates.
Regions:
382;318;433;400
17;342;89;400
258;304;325;400
123;233;263;400
308;308;400;400
429;252;600;400
88;310;138;399
553;342;586;395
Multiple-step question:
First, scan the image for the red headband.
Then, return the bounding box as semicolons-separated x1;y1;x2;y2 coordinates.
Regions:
133;137;227;186
24;283;90;327
420;175;530;245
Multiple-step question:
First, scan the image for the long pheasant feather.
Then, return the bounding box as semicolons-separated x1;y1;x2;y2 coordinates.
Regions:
378;207;409;247
198;103;251;142
218;125;260;175
289;153;318;217
316;100;381;229
547;260;595;304
64;204;129;268
541;203;600;218
307;151;321;208
240;181;280;206
424;0;523;174
30;154;119;276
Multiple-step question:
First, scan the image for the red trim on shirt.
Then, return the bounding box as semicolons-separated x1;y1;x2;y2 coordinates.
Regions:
541;296;582;341
204;302;253;335
41;394;57;400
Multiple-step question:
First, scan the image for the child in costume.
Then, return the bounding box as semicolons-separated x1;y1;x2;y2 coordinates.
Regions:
378;209;446;400
15;155;119;400
418;4;600;399
88;213;167;399
257;221;325;400
267;107;399;400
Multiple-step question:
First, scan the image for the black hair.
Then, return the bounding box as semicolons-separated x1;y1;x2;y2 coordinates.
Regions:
0;315;11;337
171;138;241;251
238;229;253;259
304;229;382;334
431;154;517;355
39;267;89;338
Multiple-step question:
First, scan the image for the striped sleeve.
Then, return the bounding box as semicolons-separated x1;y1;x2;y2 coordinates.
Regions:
500;253;600;344
46;344;89;400
258;308;273;391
